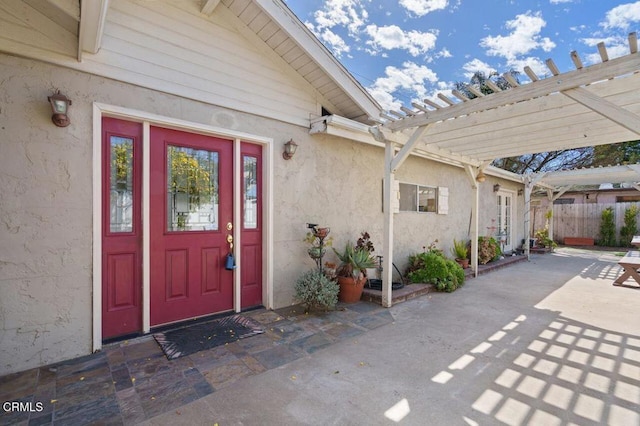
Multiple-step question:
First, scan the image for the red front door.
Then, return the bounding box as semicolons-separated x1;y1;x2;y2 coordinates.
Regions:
102;118;143;339
149;127;234;326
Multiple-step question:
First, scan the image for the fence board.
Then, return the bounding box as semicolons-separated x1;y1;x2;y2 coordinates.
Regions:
540;202;640;245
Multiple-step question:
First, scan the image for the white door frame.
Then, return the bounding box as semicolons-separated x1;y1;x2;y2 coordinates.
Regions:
92;103;274;352
497;189;516;253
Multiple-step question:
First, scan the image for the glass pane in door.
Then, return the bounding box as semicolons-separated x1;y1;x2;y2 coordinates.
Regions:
109;136;134;233
243;156;258;229
166;146;219;231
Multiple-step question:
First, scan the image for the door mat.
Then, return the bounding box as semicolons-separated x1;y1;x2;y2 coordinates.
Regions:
153;314;264;360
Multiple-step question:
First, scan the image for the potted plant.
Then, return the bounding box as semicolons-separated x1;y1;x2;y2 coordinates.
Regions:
333;241;376;303
450;238;469;269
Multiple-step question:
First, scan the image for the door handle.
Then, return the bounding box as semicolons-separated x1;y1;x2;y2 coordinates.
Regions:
227;234;233;251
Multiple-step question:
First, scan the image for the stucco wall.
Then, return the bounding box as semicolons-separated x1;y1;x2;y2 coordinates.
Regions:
0;54;525;375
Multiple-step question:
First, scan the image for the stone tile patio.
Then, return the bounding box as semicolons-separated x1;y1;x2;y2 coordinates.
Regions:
0;302;394;425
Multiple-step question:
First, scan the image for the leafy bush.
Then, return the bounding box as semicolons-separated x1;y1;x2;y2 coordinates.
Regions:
620;205;638;247
407;249;465;292
534;228;557;249
478;236;501;264
599;207;617;246
294;270;339;311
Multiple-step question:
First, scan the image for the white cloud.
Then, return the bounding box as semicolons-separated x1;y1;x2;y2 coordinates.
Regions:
583;43;630;65
549;0;574;4
601;1;640;30
437;48;452;58
312;0;369;36
319;28;351;57
461;59;496;80
580;35;629;64
507;57;547;79
365;25;438;56
480;11;556;61
305;0;371;57
399;0;448;17
368;61;439;111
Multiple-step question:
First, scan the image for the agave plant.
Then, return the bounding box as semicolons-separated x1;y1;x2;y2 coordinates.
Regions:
333;241;376;280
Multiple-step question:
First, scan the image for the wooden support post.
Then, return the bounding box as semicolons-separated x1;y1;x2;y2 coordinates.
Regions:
382;141;395;308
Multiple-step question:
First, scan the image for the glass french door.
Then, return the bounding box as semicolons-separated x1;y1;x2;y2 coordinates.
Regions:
497;191;513;253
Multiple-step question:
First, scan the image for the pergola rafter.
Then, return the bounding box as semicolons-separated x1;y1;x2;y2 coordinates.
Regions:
376;33;640;307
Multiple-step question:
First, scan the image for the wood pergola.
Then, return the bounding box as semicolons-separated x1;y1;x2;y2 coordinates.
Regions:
376;33;640;307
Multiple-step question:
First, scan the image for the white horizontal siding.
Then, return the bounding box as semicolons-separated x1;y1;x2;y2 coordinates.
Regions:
80;0;319;126
0;0;322;127
0;0;76;58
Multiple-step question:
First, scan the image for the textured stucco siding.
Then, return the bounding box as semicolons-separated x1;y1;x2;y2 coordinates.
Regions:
0;53;524;375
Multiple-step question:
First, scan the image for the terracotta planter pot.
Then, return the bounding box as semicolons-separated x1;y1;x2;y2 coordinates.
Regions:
456;258;470;269
337;275;366;303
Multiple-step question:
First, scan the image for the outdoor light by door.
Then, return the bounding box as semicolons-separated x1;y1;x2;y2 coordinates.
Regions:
476;169;486;183
493;184;501;192
282;139;298;160
48;90;72;127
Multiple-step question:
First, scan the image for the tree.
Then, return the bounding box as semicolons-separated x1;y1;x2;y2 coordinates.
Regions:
454;71;595;174
592;141;640;167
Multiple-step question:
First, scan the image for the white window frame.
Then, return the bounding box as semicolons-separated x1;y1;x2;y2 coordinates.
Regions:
398;182;439;213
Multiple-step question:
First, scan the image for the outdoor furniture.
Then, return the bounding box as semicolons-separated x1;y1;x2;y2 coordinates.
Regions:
631;236;640;247
563;237;594;246
614;250;640;288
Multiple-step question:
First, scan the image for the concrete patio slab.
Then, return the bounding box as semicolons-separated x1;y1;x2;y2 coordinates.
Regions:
141;248;640;426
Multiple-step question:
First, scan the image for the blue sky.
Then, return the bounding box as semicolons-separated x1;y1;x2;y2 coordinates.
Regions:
284;0;640;112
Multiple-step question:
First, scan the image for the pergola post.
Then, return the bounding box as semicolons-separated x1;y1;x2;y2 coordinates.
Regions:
524;177;533;260
382;140;395;307
546;189;554;242
464;165;480;276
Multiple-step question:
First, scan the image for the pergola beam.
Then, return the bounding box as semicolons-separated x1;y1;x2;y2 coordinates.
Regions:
386;51;640;132
561;87;640;137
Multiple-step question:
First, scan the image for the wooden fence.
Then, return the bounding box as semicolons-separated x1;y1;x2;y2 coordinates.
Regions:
531;202;640;245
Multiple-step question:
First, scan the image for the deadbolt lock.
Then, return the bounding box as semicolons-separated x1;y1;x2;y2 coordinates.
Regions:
226;222;233;231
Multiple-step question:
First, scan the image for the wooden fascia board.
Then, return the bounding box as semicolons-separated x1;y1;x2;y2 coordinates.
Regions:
254;0;382;119
78;0;110;58
386;52;640;131
310;115;482;167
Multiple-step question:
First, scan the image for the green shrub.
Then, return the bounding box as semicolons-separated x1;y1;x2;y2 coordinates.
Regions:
534;228;557;249
294;270;339;311
599;207;617;246
620;205;638;247
407;251;465;292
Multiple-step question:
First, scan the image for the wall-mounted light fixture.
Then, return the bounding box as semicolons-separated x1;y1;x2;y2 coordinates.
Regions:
48;90;72;127
283;139;298;160
493;184;501;192
476;169;486;183
518;189;524;196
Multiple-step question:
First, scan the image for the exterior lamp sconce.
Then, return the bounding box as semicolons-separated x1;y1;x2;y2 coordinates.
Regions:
518;189;524;196
476;169;486;183
493;184;501;192
48;90;72;127
283;139;298;160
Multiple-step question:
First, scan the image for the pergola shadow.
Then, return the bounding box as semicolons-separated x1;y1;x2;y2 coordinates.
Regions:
430;309;640;425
